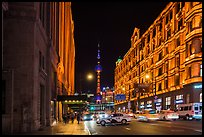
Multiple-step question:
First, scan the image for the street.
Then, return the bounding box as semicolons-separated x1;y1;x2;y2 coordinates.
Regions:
84;119;202;135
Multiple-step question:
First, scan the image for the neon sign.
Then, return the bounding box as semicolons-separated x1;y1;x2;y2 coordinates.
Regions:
194;84;202;89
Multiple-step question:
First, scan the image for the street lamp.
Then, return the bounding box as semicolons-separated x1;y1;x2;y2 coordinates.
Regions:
87;73;93;80
145;74;150;79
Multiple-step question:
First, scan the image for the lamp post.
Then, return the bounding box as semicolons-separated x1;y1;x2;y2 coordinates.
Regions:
122;86;126;113
145;72;156;110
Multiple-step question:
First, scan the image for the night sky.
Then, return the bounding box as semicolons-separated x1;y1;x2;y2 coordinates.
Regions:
71;2;169;94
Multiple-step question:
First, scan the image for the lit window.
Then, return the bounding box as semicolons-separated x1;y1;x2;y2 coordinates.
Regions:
200;93;202;102
176;94;183;100
147;100;152;104
200;64;202;76
165;97;171;109
146;100;152;108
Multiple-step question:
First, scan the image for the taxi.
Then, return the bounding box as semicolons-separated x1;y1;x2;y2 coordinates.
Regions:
137;109;160;122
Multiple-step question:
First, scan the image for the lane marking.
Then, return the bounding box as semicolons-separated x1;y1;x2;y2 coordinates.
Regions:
194;129;202;133
170;129;184;132
84;122;91;135
125;128;131;130
149;123;158;126
150;121;202;132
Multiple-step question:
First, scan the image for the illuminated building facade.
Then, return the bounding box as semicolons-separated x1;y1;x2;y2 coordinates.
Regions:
51;2;75;124
101;87;115;111
2;2;75;134
114;2;202;112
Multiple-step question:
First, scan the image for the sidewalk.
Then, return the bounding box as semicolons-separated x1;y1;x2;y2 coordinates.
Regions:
26;119;91;135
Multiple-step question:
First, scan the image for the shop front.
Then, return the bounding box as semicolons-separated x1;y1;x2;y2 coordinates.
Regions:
155;98;162;111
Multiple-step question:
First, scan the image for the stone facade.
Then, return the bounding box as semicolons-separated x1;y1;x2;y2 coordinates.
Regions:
2;2;75;134
114;2;202;112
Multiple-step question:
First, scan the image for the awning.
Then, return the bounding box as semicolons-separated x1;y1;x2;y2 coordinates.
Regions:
57;95;87;101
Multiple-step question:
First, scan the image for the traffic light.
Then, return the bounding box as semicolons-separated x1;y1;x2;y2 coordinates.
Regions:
90;106;95;110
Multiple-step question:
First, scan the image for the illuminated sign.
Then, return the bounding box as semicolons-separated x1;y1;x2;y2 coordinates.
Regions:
157;98;162;102
194;84;202;89
140;105;144;108
115;94;126;100
175;99;183;104
156;103;161;106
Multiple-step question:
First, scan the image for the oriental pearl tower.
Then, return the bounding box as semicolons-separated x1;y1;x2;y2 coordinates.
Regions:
95;43;102;104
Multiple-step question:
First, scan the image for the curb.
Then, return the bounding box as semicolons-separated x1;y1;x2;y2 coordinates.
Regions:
84;123;91;135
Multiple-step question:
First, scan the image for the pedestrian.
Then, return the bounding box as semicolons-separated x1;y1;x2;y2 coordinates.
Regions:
71;113;75;123
62;113;67;124
66;112;70;123
77;113;81;124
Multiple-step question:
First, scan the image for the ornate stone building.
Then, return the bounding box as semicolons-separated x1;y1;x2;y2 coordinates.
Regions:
114;2;202;113
2;2;75;134
50;2;75;125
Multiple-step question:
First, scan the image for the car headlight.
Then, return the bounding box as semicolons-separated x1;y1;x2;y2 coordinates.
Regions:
84;116;87;119
91;115;93;119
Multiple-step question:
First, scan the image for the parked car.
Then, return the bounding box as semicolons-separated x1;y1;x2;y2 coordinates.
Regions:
82;113;93;121
177;103;202;120
96;113;131;126
157;110;179;121
137;109;160;122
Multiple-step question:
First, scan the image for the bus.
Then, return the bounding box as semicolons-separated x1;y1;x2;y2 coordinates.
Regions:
177;103;202;120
